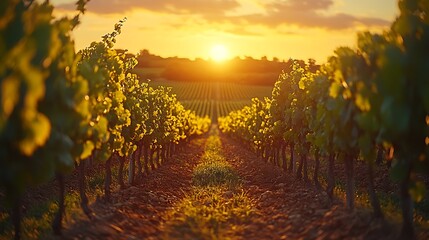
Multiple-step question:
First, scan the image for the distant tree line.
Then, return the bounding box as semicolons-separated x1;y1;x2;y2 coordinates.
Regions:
126;49;319;85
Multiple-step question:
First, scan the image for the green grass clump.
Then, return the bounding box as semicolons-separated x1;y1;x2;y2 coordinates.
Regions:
193;134;240;187
204;135;222;152
163;186;254;240
201;150;225;163
193;161;240;187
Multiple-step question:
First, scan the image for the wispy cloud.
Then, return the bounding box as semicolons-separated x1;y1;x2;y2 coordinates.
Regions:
59;0;240;15
58;0;390;30
245;0;390;29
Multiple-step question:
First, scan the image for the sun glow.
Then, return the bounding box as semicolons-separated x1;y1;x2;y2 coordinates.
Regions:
210;44;229;62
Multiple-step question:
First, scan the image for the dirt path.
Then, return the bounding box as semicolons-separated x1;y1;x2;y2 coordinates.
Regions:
61;128;429;239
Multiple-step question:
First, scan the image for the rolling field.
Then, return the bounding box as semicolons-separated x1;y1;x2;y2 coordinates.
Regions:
148;80;273;121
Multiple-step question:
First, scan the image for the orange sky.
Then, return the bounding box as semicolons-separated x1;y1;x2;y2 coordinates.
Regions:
52;0;398;63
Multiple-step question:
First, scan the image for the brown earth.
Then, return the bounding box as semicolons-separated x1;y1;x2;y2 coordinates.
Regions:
58;130;429;240
221;136;398;240
60;137;208;240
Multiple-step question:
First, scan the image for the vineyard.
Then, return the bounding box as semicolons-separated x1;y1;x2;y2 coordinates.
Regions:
149;80;272;121
1;0;429;240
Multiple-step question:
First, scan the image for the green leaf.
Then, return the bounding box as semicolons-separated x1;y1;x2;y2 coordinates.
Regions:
20;113;51;156
80;140;94;159
329;82;341;98
355;93;371;112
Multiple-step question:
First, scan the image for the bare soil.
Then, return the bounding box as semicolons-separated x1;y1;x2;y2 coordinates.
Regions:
54;131;429;239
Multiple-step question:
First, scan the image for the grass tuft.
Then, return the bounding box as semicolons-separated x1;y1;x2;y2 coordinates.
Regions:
163;186;254;240
193;161;240;188
162;131;256;239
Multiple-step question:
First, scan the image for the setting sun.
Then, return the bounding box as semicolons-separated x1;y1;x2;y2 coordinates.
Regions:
210;44;229;62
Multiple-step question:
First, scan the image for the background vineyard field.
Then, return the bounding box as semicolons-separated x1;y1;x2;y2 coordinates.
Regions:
148;79;273;122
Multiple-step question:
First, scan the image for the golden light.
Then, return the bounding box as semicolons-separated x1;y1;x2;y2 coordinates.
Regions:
210;44;229;62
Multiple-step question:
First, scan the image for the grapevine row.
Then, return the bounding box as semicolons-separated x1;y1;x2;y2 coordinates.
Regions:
219;0;429;238
0;1;210;238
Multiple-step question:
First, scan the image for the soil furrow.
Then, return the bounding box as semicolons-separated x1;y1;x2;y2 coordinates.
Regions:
62;137;207;239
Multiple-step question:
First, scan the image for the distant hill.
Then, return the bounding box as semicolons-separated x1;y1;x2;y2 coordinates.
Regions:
123;49;319;86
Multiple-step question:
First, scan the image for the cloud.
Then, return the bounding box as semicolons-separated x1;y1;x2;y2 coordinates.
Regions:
247;0;390;29
269;0;335;12
235;11;389;30
58;0;390;30
216;0;390;30
58;0;240;15
225;27;262;36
